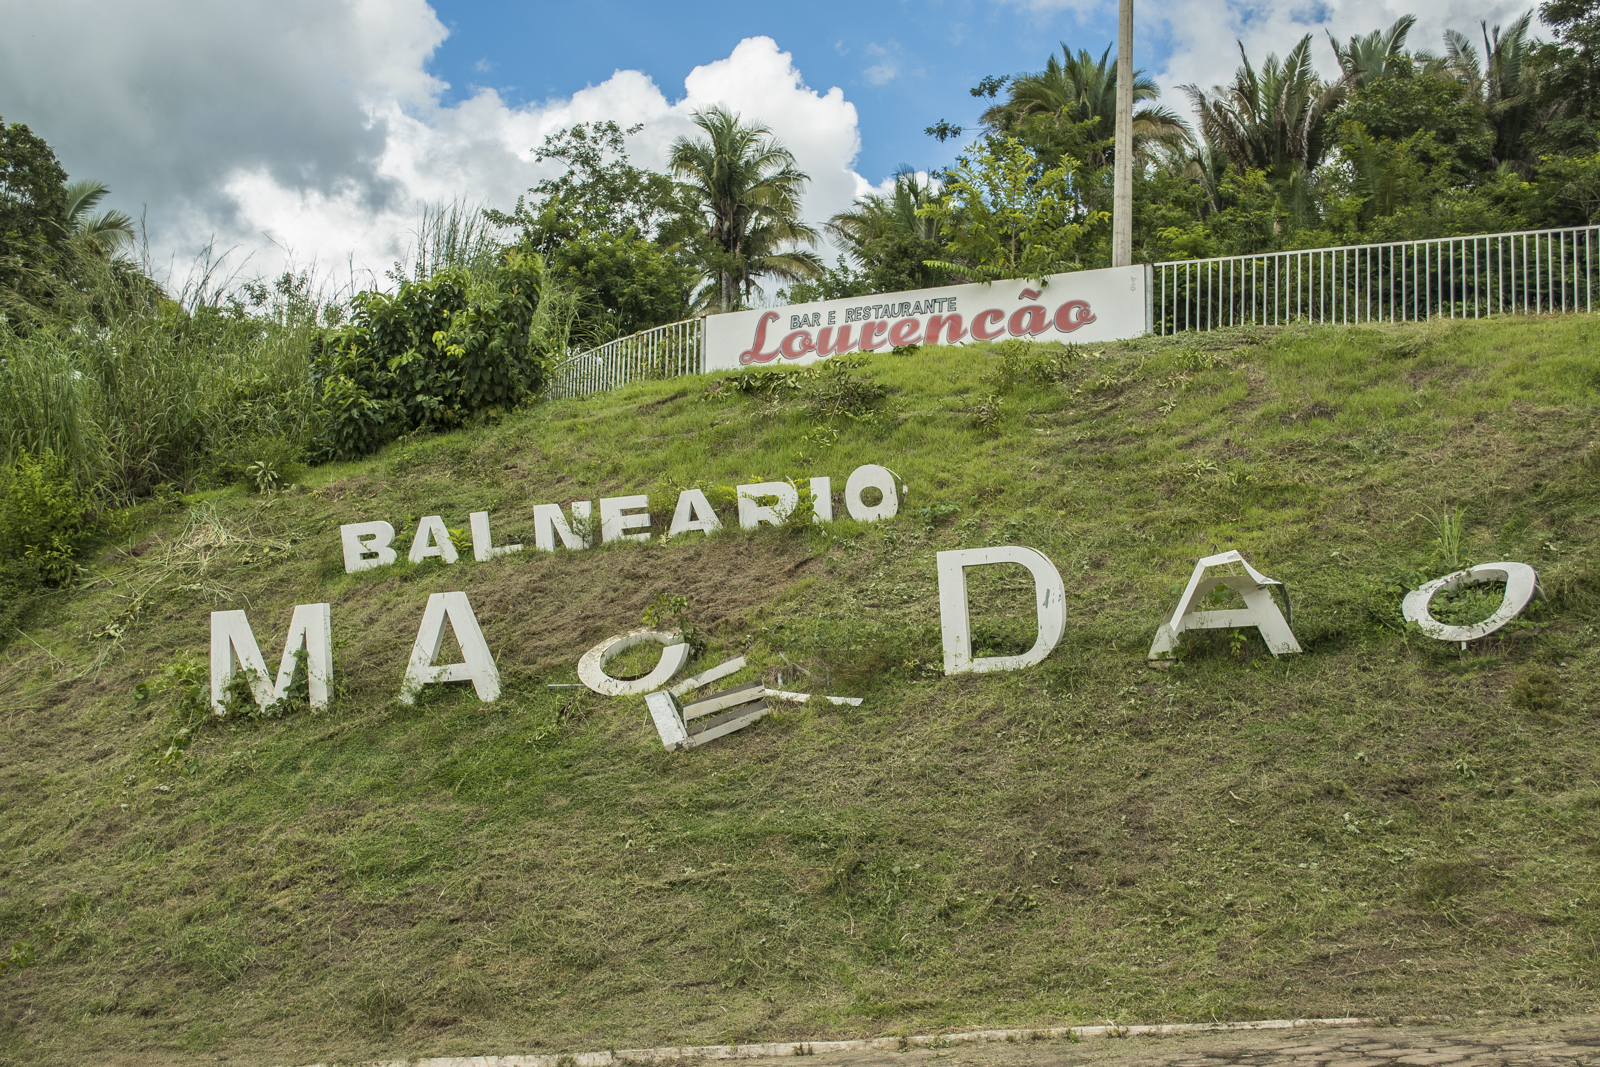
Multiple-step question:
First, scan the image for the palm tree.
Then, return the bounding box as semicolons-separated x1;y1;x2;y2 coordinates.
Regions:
982;44;1188;165
667;106;821;312
1183;35;1349;184
826;167;940;261
62;179;134;257
1329;15;1417;89
1440;14;1543;170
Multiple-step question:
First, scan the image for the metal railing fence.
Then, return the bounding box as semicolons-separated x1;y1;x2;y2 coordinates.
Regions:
1153;225;1599;334
546;226;1600;400
545;316;705;399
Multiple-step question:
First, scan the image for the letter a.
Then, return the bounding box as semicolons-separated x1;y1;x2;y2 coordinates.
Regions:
400;592;501;703
1147;551;1301;660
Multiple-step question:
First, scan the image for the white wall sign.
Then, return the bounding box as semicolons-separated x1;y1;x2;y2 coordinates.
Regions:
1147;551;1301;660
704;266;1151;371
1402;562;1540;647
338;463;903;575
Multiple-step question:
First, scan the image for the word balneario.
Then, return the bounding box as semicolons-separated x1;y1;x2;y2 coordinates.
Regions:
337;463;903;574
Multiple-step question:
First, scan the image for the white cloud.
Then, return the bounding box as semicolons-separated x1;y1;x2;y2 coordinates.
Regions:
0;3;874;292
863;43;902;86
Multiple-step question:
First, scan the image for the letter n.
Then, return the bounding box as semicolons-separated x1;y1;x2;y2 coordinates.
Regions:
534;502;593;551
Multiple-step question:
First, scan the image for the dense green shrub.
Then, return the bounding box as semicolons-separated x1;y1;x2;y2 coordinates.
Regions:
310;251;551;462
0;448;95;585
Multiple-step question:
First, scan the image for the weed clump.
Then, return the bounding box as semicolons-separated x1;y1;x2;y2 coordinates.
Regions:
1512;666;1564;714
1411;861;1479;907
984;339;1080;392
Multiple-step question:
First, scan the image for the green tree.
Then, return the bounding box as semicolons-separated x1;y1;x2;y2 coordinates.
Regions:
825;167;951;293
1329;16;1418;89
0;118;71;327
547;230;696;341
917;135;1103;282
487;122;701;339
1439;15;1548;172
668;106;821;312
488;121;696;253
1538;0;1600;151
1337;71;1495;183
62;180;135;259
1184;36;1349;186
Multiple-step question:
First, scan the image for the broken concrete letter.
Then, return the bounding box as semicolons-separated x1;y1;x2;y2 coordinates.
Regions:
341;520;397;573
577;629;691;697
1148;550;1301;660
1402;561;1539;646
211;603;333;714
669;489;723;537
845;464;899;521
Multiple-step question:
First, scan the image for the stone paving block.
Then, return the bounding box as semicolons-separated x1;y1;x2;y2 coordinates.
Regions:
1394;1054;1466;1065
1326;1059;1392;1067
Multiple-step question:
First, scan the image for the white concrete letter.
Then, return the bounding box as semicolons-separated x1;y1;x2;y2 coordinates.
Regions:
534;502;592;551
400;592;500;703
1402;562;1539;646
210;603;333;713
470;510;522;562
600;495;652;543
1148;551;1301;660
341;520;396;573
738;481;799;529
936;547;1066;675
810;477;833;523
845;464;899;521
408;515;458;564
577;629;691;697
668;489;723;537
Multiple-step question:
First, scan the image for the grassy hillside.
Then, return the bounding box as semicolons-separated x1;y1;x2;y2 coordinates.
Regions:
2;316;1599;1066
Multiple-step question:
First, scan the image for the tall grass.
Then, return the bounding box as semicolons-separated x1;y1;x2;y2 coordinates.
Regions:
0;253;323;498
408;199;503;283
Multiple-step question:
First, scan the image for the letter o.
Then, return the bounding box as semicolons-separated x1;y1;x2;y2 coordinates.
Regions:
845;464;899;522
577;629;691;696
780;330;816;359
1401;562;1540;645
1054;300;1097;333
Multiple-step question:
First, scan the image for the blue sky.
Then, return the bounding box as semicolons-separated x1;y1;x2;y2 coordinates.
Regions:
422;0;1136;181
0;0;1536;286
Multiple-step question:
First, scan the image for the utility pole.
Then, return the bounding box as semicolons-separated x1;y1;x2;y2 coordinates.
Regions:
1111;0;1134;268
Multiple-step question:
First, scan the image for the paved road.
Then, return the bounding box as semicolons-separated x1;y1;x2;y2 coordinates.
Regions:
735;1019;1600;1067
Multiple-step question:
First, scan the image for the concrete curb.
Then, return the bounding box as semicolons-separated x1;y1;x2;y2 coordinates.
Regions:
312;1014;1455;1067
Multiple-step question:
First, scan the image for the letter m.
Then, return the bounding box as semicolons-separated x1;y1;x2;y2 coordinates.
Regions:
210;604;333;714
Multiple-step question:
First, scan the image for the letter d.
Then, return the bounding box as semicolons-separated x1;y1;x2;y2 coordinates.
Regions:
936;547;1066;674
